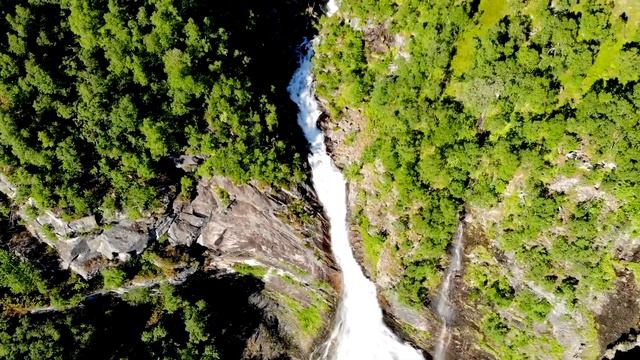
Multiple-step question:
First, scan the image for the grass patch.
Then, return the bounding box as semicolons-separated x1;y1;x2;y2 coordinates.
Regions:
357;213;385;277
296;305;323;335
232;263;267;279
450;0;511;76
399;321;431;344
41;224;58;242
282;294;327;336
101;267;127;289
280;274;298;286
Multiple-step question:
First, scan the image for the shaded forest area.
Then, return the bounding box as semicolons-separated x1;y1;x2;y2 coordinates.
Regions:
0;0;323;219
1;195;286;360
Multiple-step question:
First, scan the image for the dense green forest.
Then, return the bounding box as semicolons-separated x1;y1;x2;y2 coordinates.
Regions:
0;0;316;219
0;1;323;359
315;0;640;357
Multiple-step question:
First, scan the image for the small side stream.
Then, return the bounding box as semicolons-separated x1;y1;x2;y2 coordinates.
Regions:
434;223;465;360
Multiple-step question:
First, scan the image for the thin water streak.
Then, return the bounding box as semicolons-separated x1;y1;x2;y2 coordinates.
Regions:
433;223;465;360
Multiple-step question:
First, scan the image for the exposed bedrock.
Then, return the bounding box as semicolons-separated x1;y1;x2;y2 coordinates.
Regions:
1;173;339;357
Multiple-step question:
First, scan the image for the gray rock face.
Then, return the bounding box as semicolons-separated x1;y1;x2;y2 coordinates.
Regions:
69;216;98;233
0;172;334;283
0;173;16;198
155;176;337;354
0;171;338;355
165;200;210;246
28;217;155;278
0;174;163;278
172;155;204;171
89;222;149;260
152;176;334;282
54;236;104;277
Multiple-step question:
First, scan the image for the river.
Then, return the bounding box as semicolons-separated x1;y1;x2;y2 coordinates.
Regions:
287;4;425;358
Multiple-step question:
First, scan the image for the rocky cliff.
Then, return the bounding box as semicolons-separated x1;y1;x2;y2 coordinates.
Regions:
320;101;640;360
0;172;338;358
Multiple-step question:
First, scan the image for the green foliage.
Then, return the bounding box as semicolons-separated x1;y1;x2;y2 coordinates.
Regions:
356;211;385;275
296;304;323;335
286;199;313;225
0;0;306;219
122;287;152;306
101;267;127;289
214;186;232;209
40;224;57;242
0;317;68;359
480;313;563;360
0;277;223;360
232;263;267;279
179;175;196;200
515;291;552;323
0;249;47;295
282;294;326;336
159;282;183;314
316;0;640;356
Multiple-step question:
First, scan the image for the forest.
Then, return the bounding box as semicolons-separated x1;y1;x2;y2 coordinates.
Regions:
314;0;640;357
0;0;315;219
1;191;290;360
0;0;322;359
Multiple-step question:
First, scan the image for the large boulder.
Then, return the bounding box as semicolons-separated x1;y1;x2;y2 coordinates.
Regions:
89;222;149;260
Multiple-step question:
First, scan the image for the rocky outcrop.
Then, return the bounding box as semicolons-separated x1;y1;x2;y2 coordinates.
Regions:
171;176;337;355
23;209;158;278
603;329;640;359
0;175;161;277
0;172;338;357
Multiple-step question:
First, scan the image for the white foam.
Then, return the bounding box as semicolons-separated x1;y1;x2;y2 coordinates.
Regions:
326;0;339;16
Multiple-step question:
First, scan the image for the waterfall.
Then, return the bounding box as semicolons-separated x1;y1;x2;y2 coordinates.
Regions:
433;223;465;360
287;8;424;359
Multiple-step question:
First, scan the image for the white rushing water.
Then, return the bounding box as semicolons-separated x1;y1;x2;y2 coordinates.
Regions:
326;0;339;16
433;223;464;360
287;22;424;360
